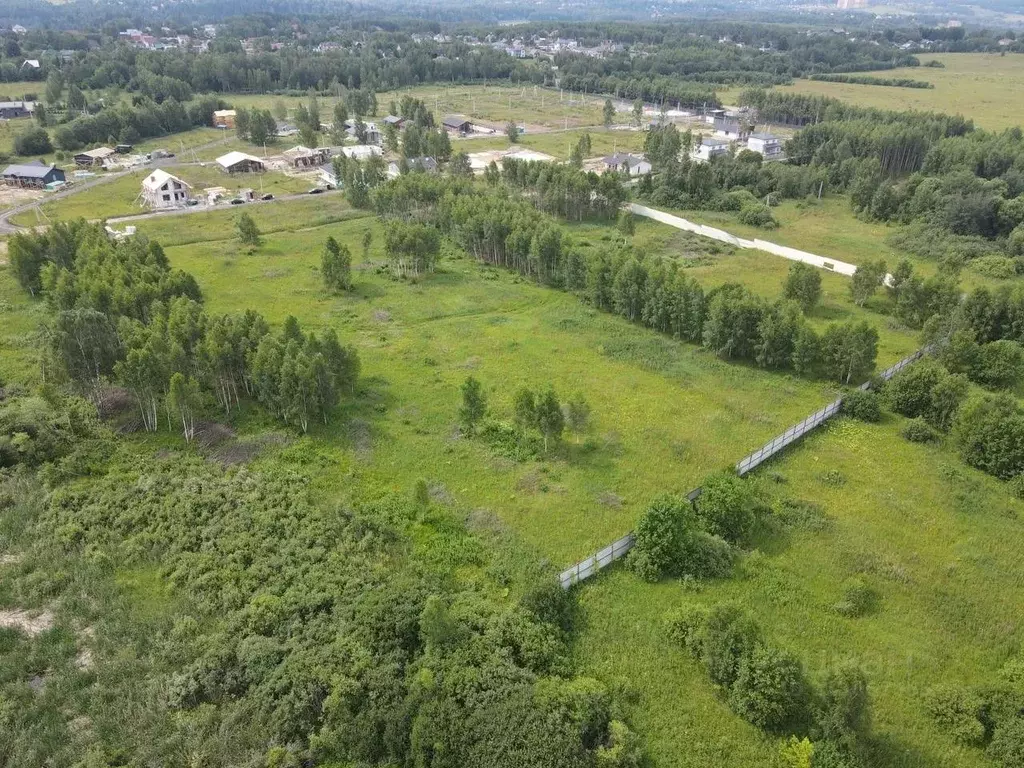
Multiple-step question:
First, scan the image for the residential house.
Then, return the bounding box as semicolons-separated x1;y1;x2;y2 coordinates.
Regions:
1;160;65;188
387;156;439;179
442;115;472;136
0;101;32;119
383;115;406;129
344;120;381;145
275;122;299;138
139;169;192;209
713;112;750;140
216;151;265;173
340;145;383;161
213;109;237;129
283;145;330;168
74;147;116;166
746;133;783;159
601;153;652;176
692;137;730;162
21;59;40;70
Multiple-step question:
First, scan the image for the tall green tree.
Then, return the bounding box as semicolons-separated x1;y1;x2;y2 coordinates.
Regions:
535;387;565;452
167;372;201;442
782;263;822;313
322;236;352;292
460;376;486;432
603;98;615;128
237;213;261;246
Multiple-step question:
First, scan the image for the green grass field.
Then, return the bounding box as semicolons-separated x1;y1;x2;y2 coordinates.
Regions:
577;416;1024;768
718;53;1024;131
116;202;846;563
459;127;647;160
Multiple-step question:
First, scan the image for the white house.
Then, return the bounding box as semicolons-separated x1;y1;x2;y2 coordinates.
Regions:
692;137;730;162
139;169;192;209
602;153;652;176
746;133;783;159
387;156;439;179
340;144;383;161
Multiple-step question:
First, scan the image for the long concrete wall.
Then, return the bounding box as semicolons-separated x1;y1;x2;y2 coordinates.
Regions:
629;203;860;277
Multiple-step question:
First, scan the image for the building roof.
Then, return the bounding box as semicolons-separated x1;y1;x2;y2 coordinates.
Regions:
213;109;237;117
141;169;190;192
408;156;438;171
0;101;30;110
76;147;115;159
2;161;59;178
442;115;471;129
748;132;780;141
701;137;730;146
22;59;40;68
383;115;404;125
216;151;264;169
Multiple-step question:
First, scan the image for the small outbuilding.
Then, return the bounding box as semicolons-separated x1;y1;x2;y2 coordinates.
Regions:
213;109;237;129
139;169;192;209
0;101;32;119
1;160;65;188
442;115;472;136
74;147;116;166
215;151;265;174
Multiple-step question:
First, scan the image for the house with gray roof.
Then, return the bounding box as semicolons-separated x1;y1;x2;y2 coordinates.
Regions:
1;160;66;187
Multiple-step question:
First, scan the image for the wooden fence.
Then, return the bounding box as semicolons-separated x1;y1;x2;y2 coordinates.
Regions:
557;346;931;589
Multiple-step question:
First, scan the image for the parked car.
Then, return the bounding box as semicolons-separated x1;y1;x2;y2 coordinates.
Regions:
230;198;245;205
186;199;200;207
260;193;274;201
308;187;324;195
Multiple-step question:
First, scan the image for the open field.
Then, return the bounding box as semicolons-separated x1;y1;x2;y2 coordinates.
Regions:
459;127;648;159
103;198;848;564
8;164;312;225
577;415;1024;768
718;53;1024;131
229;84;611;132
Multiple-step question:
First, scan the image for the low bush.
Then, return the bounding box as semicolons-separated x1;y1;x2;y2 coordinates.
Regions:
842;390;880;422
902;418;939;443
832;577;878;618
923;685;986;747
738;203;779;229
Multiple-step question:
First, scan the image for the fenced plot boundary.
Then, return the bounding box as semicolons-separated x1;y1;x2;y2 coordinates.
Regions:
558;346;930;589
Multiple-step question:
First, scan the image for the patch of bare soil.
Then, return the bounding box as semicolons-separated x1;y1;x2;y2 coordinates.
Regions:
207;432;289;467
0;608;55;636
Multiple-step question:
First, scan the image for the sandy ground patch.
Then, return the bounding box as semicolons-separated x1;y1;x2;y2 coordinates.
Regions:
0;186;43;212
0;608;55;636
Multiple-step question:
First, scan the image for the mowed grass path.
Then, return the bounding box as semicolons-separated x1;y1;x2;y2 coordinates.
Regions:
717;53;1024;131
577;417;1024;768
132;200;845;564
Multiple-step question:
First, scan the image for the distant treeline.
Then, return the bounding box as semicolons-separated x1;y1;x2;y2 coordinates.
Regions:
807;73;934;89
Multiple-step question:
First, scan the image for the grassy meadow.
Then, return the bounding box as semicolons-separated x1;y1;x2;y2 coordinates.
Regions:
718;53;1024;131
577;416;1024;768
118;200;849;563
